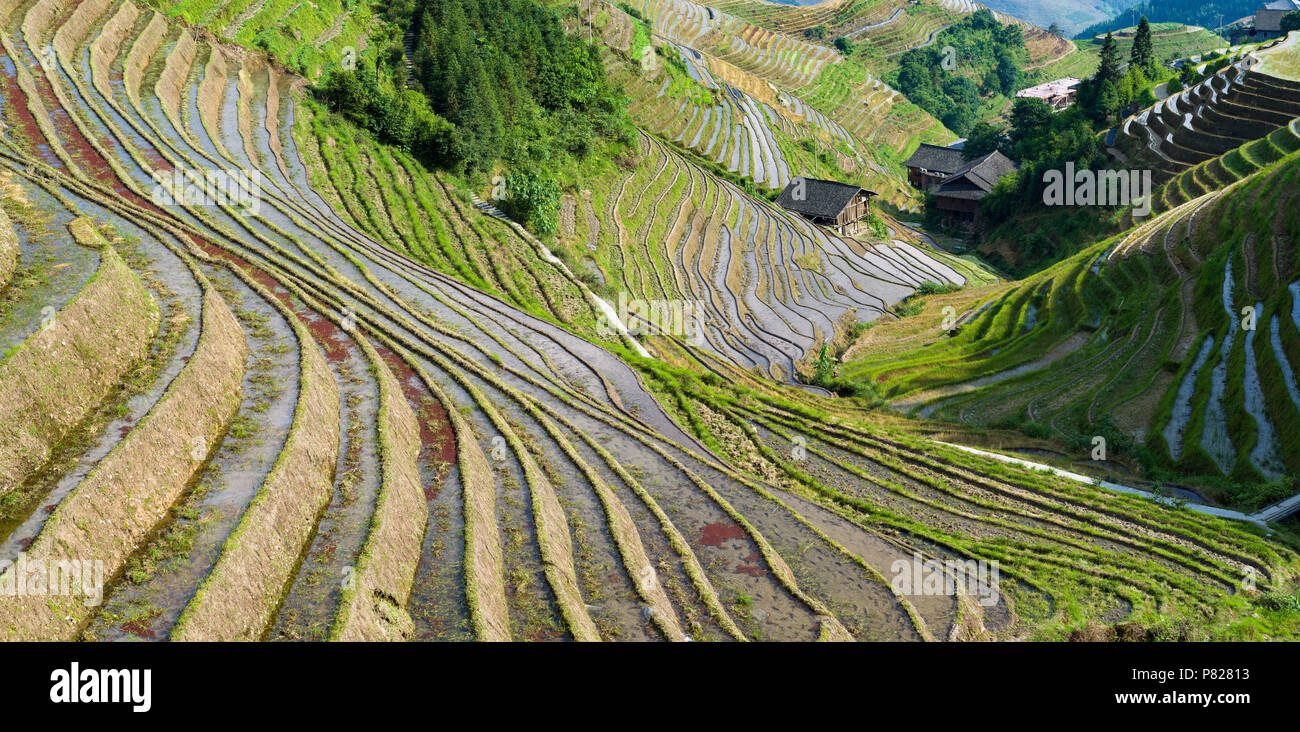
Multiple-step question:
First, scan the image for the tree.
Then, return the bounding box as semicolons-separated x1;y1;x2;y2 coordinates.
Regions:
942;106;975;136
813;344;834;384
1048;22;1062;37
1282;11;1300;33
963;121;1009;159
994;50;1022;95
1095;78;1120;123
833;36;852;55
1130;17;1154;74
1096;32;1121;85
1117;67;1146;111
1009;97;1055;159
888;12;1028;136
322;68;366;119
502;169;561;235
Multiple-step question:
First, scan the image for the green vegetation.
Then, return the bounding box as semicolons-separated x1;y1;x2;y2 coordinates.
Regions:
409;0;630;171
318;0;633;236
963;15;1231;273
319;64;454;166
844;142;1300;507
155;0;383;79
1039;22;1227;82
1285;12;1300;35
501;169;562;235
888;10;1026;136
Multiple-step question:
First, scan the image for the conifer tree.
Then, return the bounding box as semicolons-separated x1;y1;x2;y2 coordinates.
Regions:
1097;32;1121;85
1130;17;1154;74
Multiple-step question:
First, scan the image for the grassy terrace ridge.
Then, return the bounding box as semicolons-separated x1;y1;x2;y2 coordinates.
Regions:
0;0;1298;644
1114;48;1300;189
630;350;1300;640
0;197;16;290
329;331;429;642
1258;32;1300;82
0;241;159;498
0;274;247;641
145;0;381;80
685;0;1069;72
169;269;341;642
10;0;832;642
611;0;957;201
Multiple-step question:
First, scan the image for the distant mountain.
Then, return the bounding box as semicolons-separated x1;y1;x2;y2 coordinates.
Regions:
979;0;1133;35
1077;0;1260;38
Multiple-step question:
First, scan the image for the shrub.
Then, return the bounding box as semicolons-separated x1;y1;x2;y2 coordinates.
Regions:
1258;591;1300;613
502;169;562;235
913;281;962;296
617;2;646;22
865;211;889;239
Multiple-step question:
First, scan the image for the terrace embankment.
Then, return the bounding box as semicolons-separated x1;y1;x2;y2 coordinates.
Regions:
0;205;16;288
0;277;246;641
0;0;1295;643
329;336;428;642
0;242;158;498
170;277;341;642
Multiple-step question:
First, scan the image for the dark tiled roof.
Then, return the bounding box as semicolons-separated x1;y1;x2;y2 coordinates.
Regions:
932;186;986;200
1263;0;1300;11
934;150;1018;198
903;143;967;174
775;177;875;220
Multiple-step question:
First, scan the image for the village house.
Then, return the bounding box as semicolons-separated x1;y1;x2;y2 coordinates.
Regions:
903;143;968;191
929;150;1018;228
1015;77;1082;110
775;177;878;236
1256;0;1300;38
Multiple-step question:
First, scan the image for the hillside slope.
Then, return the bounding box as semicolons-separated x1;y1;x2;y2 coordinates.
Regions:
845;93;1300;507
0;0;1296;644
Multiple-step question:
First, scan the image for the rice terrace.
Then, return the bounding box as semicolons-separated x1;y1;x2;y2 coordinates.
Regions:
1;0;1300;653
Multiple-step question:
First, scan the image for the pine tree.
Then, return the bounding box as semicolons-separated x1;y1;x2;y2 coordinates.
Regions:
1130;17;1154;74
1096;32;1121;85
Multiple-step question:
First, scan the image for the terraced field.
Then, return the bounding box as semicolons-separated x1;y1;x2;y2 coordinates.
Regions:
0;0;1297;645
614;0;1078;204
847;128;1300;501
1115;44;1300;188
151;0;378;79
695;0;1069;67
620;0;955;201
694;0;1030;41
555;131;975;381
